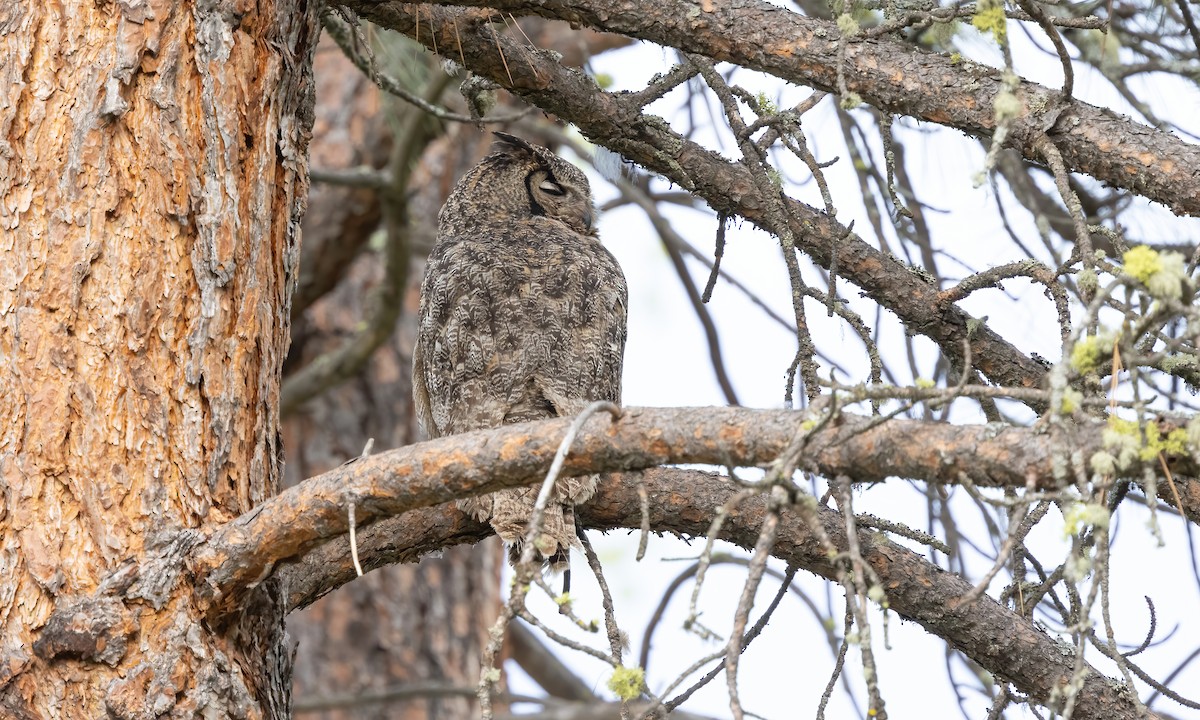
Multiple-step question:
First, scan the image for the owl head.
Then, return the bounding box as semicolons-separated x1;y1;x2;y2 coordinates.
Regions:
440;132;596;236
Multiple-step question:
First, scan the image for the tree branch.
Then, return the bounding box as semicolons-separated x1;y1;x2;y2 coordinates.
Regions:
277;468;1162;720
344;0;1200;218
507;620;595;702
190;406;1198;617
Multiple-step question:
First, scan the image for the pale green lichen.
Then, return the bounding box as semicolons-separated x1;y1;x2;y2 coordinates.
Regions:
920;20;960;51
1101;417;1141;471
1123;246;1191;301
1124;246;1162;283
837;13;861;37
1073;27;1122;69
914;377;936;389
1090;450;1117;475
966;315;989;337
1069;332;1116;375
755;91;778;116
971;0;1007;45
766;166;783;191
1161;354;1200;373
1064;552;1094;581
1105;416;1190;463
1059;387;1082;414
1141;422;1189;460
1148;252;1189;300
1063;502;1110;537
840;92;863;109
867;584;889;608
1077;268;1098;297
483;667;503;683
992;88;1022;122
607;666;646;701
554;592;573;607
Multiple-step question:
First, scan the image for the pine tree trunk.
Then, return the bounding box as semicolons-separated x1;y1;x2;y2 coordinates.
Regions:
0;1;318;717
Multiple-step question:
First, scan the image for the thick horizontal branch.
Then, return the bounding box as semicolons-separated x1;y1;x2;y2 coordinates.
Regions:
332;3;1051;393
278;468;1159;720
407;0;1200;217
190;406;1196;617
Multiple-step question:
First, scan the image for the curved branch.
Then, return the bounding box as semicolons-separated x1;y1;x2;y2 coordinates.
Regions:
190;406;1198;617
278;468;1161;720
373;0;1200;217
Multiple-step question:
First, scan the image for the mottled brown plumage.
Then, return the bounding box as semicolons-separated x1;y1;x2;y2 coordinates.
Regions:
413;133;627;566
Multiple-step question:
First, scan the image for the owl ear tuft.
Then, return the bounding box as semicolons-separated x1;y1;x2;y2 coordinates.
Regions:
491;132;536;155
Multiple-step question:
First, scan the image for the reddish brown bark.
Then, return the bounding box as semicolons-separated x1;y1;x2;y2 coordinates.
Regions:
193;406;1199;616
0;0;317;716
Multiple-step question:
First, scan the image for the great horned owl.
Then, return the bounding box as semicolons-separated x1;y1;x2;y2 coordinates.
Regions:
413;132;628;568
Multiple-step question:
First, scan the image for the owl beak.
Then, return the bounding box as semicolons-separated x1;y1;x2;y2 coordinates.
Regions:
581;209;593;233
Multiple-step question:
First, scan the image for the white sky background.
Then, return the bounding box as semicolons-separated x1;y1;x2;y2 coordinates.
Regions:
488;15;1200;720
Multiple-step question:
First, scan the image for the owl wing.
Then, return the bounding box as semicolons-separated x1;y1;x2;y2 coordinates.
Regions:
413;238;512;437
532;241;627;418
411;317;438;438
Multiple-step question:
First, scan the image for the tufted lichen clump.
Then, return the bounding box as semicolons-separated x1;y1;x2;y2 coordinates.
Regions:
971;0;1007;45
1059;387;1082;414
607;666;646;700
755;91;778;116
1077;267;1099;297
1062;502;1110;537
992;87;1022;123
1101;416;1190;466
1122;246;1190;301
1069;332;1116;375
836;13;861;38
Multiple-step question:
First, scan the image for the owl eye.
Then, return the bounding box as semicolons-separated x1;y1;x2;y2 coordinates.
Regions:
539;180;566;196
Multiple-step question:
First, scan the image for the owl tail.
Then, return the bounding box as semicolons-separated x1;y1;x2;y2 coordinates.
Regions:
506;538;573;593
506;502;577;560
459;481;593;593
